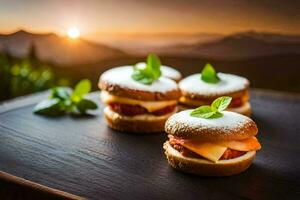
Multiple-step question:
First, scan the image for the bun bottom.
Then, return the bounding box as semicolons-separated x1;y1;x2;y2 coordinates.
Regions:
163;141;255;176
104;107;177;133
179;102;252;116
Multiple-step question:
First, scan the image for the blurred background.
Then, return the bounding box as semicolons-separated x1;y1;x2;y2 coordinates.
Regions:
0;0;299;101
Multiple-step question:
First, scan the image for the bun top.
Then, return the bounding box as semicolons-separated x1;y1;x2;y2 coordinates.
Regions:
99;66;181;101
179;73;249;98
165;110;257;142
135;62;182;81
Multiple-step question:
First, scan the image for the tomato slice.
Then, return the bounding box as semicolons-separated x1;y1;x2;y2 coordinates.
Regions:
230;97;243;108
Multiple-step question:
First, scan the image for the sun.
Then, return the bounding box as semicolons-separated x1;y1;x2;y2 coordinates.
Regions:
67;27;80;39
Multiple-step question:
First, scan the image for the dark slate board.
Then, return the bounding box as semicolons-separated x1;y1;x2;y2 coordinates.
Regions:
0;90;299;200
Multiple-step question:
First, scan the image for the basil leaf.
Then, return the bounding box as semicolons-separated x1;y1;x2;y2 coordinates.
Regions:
132;71;153;85
76;98;98;114
212;96;232;112
190;105;216;118
190;96;231;119
137;77;154;85
210;112;223;119
73;79;91;97
131;53;161;85
132;71;146;81
33;98;64;115
132;73;153;85
147;53;161;79
201;63;220;84
132;68;145;83
51;87;70;100
33;78;98;116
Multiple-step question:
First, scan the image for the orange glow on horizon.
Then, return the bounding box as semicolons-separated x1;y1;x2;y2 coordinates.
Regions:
67;27;80;39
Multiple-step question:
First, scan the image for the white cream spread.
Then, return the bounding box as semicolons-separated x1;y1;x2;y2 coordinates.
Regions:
179;73;249;96
166;110;252;133
100;66;178;93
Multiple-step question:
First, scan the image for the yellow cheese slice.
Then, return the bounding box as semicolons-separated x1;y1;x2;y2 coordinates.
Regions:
179;140;227;163
172;136;261;162
216;137;261;152
101;91;177;112
179;96;209;107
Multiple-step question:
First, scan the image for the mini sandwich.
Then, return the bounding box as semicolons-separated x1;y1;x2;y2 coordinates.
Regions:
135;62;182;82
163;96;261;176
179;63;251;116
99;53;181;133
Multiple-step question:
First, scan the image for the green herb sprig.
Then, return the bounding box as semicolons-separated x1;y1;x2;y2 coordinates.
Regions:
33;79;97;116
201;63;220;84
131;53;161;85
190;96;232;119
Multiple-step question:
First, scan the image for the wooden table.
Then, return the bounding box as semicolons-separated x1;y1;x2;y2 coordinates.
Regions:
0;89;299;200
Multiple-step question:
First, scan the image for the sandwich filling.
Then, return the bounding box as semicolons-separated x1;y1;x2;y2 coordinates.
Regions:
101;91;177;116
179;91;249;109
168;135;261;163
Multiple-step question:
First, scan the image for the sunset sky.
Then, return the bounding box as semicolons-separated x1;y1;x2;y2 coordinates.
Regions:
0;0;299;37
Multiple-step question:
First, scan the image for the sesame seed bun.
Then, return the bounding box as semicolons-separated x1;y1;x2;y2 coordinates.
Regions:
165;110;258;142
104;106;177;133
99;66;181;101
163;141;255;176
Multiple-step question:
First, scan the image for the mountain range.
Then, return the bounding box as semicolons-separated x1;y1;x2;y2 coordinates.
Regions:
0;30;299;66
157;31;300;59
0;30;125;66
85;32;223;52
